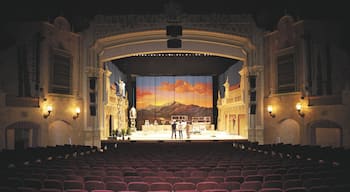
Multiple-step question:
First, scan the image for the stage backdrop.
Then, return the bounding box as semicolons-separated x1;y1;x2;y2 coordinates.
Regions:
136;76;213;129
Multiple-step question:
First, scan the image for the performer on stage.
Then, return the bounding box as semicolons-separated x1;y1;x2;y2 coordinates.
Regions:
185;121;190;139
171;120;177;139
178;120;184;139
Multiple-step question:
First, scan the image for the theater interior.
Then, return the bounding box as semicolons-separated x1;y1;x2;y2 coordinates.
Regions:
1;1;350;191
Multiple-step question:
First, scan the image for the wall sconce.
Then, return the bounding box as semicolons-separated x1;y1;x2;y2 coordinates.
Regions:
73;107;80;120
267;105;276;118
44;105;52;118
296;103;305;117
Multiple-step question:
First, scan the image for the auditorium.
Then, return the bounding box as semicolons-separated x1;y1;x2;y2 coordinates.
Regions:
0;1;350;191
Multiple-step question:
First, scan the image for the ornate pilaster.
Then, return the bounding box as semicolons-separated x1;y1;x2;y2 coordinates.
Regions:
223;77;230;100
83;66;105;147
247;64;264;142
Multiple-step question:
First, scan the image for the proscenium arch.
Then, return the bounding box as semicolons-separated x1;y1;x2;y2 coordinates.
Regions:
90;29;257;141
94;29;255;64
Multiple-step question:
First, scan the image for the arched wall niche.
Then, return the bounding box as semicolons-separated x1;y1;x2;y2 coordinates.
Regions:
48;120;73;146
275;118;301;145
308;120;342;147
5;121;40;149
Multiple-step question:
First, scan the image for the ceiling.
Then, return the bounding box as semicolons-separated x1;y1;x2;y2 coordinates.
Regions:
2;0;347;33
112;53;239;76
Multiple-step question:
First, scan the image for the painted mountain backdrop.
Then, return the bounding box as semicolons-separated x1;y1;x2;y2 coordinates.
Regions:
137;101;212;126
136;76;213;129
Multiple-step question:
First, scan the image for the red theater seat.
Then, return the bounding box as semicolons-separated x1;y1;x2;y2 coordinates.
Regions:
173;182;196;191
196;181;219;192
105;181;127;192
127;181;149;192
240;181;262;191
64;180;84;190
149;182;173;191
85;181;106;191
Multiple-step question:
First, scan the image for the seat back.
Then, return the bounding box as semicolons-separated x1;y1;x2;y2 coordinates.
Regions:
149;182;173;191
196;181;219;192
173;182;196;191
127;181;149;192
64;180;84;190
105;181;127;192
85;180;106;191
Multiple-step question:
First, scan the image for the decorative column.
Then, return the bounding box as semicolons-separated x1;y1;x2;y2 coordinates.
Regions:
104;69;112;139
239;65;250;138
246;64;264;143
85;66;103;148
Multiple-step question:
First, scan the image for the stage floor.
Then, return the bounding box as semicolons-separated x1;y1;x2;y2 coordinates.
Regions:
107;130;247;142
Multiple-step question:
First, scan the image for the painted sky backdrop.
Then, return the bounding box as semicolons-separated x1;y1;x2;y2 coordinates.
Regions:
136;76;213;109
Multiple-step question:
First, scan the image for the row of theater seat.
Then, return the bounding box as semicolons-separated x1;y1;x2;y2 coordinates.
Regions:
238;142;350;166
0;145;98;169
1;180;349;192
1;141;350;192
1;172;346;185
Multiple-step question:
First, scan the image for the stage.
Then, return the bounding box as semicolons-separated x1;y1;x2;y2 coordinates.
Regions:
102;130;248;145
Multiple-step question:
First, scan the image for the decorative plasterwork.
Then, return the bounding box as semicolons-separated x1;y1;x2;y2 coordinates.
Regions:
91;14;257;40
85;66;104;78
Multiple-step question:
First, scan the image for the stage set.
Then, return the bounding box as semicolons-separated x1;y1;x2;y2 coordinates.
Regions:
103;128;247;144
102;68;249;145
131;130;245;141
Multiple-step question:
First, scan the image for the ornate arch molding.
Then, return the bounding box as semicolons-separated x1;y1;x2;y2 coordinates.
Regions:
87;28;258;142
307;120;342;145
93;29;255;64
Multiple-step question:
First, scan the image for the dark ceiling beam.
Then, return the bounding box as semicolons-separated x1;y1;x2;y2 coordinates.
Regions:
112;55;238;76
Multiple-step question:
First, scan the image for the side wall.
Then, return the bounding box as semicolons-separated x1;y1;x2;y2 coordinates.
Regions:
263;16;350;147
